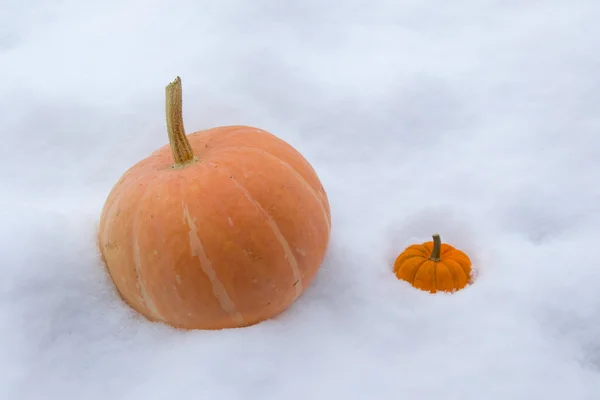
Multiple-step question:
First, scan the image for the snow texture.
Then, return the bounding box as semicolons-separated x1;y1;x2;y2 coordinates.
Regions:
2;0;600;399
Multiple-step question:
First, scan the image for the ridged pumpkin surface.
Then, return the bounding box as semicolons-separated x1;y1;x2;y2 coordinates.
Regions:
393;234;472;293
98;79;331;330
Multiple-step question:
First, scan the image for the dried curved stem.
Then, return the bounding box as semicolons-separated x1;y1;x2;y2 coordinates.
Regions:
166;76;195;166
429;234;442;261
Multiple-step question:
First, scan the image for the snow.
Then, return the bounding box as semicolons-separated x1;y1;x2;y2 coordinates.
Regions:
2;0;600;398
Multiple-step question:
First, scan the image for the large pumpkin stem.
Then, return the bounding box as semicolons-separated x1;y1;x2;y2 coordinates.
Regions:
429;234;442;261
166;76;196;166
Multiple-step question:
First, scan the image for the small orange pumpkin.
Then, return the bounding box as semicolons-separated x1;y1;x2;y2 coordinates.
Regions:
393;234;472;293
98;77;331;330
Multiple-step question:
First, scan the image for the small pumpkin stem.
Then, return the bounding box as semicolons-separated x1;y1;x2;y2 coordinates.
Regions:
429;234;442;261
166;76;195;166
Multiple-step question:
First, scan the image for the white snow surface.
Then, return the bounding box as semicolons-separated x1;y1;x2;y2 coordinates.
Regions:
2;1;600;399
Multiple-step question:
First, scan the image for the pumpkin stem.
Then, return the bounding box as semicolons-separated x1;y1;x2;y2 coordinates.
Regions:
429;234;442;261
166;76;196;167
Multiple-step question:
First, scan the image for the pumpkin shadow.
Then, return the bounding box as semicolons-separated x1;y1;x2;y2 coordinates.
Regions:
292;229;369;314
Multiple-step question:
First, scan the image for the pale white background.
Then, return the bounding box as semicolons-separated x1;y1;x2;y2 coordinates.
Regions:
1;1;600;399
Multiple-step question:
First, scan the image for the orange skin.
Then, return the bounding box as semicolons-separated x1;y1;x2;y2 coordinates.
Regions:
393;237;472;293
98;125;331;329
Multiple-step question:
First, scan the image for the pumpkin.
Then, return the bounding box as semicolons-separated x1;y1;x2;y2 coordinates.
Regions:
98;77;331;330
393;234;472;293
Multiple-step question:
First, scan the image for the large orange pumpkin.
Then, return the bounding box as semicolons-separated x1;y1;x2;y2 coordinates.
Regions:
98;77;331;330
393;234;472;293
